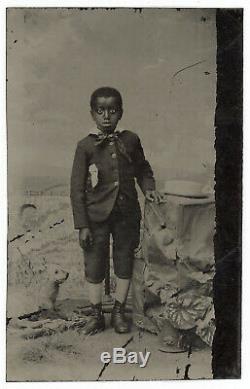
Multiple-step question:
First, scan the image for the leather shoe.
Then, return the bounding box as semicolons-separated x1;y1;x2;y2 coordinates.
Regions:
82;303;105;335
111;300;130;333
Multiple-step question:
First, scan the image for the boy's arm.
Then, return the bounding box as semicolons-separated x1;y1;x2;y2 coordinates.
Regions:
133;134;162;203
70;142;89;229
133;134;156;194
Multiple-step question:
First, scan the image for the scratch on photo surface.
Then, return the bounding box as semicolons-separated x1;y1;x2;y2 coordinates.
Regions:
184;363;191;379
96;335;134;381
172;60;206;79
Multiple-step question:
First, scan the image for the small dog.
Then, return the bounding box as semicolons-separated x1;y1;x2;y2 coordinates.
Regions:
34;263;69;311
7;261;69;323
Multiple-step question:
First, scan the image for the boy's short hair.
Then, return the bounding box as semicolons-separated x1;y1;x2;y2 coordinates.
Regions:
90;87;123;110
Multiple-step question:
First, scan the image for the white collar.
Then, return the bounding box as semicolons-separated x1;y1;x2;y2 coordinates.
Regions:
89;126;125;136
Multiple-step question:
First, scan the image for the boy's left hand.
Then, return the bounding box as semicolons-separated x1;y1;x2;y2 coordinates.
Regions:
145;190;163;204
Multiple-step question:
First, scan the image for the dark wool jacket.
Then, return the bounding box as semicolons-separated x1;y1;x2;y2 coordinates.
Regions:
70;129;155;229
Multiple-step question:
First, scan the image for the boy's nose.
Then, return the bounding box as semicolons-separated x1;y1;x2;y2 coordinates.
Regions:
104;109;110;119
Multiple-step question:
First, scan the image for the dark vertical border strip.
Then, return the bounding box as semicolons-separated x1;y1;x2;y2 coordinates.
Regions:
212;9;243;378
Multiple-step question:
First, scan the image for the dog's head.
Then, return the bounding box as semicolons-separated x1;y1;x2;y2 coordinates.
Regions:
30;259;69;284
46;263;69;284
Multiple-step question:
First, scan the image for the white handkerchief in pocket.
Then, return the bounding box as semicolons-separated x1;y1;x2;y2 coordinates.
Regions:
89;163;98;188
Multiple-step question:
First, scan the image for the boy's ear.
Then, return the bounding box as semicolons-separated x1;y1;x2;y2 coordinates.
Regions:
118;108;123;120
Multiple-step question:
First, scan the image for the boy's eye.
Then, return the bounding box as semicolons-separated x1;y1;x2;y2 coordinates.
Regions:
95;107;117;115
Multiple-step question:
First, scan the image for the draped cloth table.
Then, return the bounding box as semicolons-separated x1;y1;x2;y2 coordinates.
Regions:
132;194;215;350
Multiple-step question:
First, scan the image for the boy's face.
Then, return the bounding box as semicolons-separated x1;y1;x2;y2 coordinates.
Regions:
91;96;122;133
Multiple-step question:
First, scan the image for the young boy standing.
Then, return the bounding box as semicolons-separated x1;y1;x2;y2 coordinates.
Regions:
70;87;161;335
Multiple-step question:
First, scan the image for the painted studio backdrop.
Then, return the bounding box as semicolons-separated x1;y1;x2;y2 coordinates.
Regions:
7;8;216;381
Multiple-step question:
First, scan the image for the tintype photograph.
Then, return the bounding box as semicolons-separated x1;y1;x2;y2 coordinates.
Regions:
6;8;242;381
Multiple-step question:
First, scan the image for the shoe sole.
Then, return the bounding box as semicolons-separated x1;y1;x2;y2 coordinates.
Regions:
110;321;130;334
113;328;131;334
89;326;105;335
82;325;105;336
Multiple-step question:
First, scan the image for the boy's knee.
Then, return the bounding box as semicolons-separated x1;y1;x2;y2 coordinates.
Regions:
85;275;105;284
85;263;106;284
114;257;134;280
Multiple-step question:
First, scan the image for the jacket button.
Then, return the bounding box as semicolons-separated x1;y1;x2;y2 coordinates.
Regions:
109;141;114;146
111;153;117;159
119;195;124;200
114;181;119;187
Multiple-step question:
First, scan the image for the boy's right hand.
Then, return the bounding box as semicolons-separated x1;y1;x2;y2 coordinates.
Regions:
79;228;93;250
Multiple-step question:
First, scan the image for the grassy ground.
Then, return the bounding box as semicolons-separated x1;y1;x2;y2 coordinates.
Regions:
7;307;212;381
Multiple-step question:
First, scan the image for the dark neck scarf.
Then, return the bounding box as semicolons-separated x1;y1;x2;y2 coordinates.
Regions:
94;131;132;163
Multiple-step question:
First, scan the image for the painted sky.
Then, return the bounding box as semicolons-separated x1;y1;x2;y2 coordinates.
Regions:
7;8;216;191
